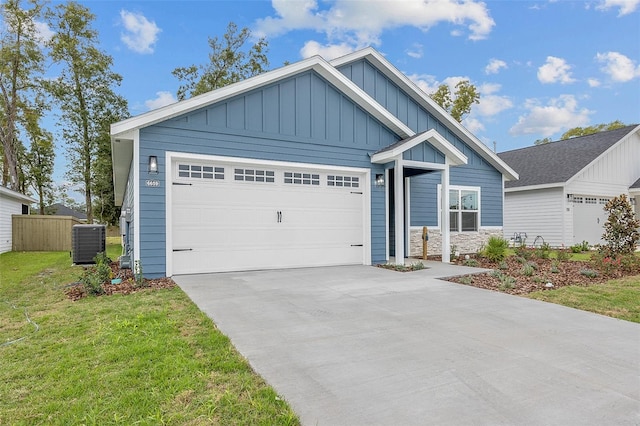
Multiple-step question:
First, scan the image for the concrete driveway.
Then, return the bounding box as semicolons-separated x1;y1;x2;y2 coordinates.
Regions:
174;264;640;425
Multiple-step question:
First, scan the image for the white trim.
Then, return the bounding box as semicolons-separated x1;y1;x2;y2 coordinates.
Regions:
441;162;450;263
371;129;467;166
384;168;390;262
0;186;36;204
404;176;410;255
402;160;447;171
394;157;405;265
505;182;565;193
164;151;372;276
133;130;141;265
331;48;518;181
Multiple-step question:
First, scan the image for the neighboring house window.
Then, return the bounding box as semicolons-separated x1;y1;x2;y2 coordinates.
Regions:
449;187;479;232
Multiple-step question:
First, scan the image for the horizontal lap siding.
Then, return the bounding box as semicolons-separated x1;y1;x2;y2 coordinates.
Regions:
504;188;565;246
339;59;505;228
138;71;400;277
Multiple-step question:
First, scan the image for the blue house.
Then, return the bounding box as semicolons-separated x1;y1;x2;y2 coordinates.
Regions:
111;47;517;277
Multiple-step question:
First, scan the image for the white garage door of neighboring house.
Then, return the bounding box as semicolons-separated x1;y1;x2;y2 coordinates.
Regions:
170;157;368;275
572;196;609;246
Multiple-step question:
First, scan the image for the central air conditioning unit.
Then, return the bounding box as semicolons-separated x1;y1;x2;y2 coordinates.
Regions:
72;224;106;264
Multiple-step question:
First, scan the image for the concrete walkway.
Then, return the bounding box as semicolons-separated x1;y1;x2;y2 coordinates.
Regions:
174;263;640;425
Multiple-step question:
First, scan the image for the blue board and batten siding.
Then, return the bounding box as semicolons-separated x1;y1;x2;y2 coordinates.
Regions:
338;59;504;227
136;70;399;277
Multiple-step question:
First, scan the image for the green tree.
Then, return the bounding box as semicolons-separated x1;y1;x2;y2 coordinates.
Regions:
23;105;55;214
0;0;46;190
560;120;626;140
172;22;269;100
534;137;552;145
601;195;640;255
430;80;479;122
45;1;127;223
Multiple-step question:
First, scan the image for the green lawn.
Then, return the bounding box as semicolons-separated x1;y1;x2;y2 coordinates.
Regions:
0;247;299;425
528;276;640;323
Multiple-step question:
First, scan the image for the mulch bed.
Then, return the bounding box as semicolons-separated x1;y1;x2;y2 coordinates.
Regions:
65;262;176;301
444;251;640;295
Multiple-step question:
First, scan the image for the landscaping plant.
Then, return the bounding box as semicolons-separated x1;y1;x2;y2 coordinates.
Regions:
79;252;111;295
481;235;509;262
601;195;640;255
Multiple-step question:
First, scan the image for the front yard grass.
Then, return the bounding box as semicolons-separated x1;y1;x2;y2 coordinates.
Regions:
0;248;298;425
528;276;640;323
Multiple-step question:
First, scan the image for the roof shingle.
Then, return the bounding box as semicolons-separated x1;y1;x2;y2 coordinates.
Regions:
498;125;639;189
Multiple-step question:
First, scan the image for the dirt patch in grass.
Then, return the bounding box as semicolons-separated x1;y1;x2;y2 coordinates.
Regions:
443;251;640;295
65;262;176;301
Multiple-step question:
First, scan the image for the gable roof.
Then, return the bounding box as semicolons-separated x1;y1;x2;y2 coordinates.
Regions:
371;129;467;165
631;177;640;189
330;48;518;181
498;125;640;190
111;47;518;203
49;203;87;220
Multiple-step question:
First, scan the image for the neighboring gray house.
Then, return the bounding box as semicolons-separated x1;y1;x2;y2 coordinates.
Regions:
499;125;640;247
49;203;88;221
0;186;35;254
110;47;517;277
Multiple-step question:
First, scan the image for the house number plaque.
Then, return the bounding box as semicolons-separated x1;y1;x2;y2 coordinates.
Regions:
145;179;160;187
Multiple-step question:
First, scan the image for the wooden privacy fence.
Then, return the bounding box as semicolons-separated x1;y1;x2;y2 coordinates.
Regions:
12;215;81;251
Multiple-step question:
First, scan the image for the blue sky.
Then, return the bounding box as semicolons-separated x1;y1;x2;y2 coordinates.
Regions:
34;0;640;183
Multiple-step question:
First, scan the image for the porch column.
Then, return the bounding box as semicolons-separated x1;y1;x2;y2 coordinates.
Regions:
441;161;451;263
394;157;405;265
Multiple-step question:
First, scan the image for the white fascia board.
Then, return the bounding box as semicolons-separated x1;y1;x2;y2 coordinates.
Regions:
110;54;413;140
371;129;467;165
564;125;640;188
0;186;36;204
504;182;565;193
331;49;519;181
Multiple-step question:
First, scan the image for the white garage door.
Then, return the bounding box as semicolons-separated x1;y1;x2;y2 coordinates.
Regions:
573;196;609;245
170;158;367;274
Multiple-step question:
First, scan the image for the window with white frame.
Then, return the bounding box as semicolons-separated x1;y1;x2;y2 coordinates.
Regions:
449;187;479;232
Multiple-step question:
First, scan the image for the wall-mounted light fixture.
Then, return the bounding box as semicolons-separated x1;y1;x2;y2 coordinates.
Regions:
375;173;385;187
148;156;158;174
566;193;573;202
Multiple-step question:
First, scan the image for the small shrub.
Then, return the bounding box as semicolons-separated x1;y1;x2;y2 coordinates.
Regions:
619;254;640;273
459;275;474;285
410;262;425;271
555;249;571;262
521;263;535;276
579;268;599;278
491;269;503;278
535;242;551;259
463;258;479;267
550;260;560;273
481;236;509;262
570;244;583;253
498;261;509;270
498;274;516;290
79;252;111;296
601;195;640;255
134;260;146;287
514;243;531;259
450;245;458;262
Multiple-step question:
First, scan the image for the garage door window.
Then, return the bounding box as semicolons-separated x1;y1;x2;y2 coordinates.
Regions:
284;172;320;185
178;164;224;179
327;175;359;188
235;168;275;183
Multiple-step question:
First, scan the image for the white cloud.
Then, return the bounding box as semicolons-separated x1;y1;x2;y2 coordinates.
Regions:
145;91;176;110
473;83;513;117
509;95;593;137
406;43;423;59
463;117;485;133
33;20;54;44
596;51;640;82
485;58;507;74
255;0;495;56
299;40;355;60
406;73;440;95
537;56;576;84
596;0;640;16
120;10;161;54
587;78;601;87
